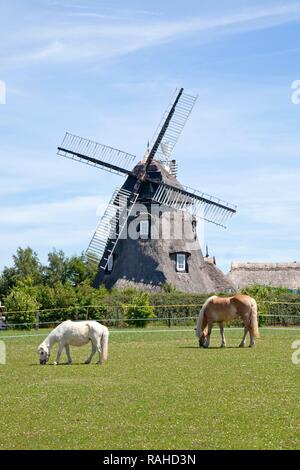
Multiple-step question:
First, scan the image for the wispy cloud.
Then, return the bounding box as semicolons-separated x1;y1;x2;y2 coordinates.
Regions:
0;195;109;266
3;3;300;66
1;1;300;273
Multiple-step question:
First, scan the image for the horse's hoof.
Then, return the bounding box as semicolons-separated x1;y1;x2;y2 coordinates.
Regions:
84;360;91;364
239;343;245;348
249;344;255;348
220;344;226;348
53;361;58;365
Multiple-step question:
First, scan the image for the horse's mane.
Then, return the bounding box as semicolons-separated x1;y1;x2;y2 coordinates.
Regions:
195;295;217;338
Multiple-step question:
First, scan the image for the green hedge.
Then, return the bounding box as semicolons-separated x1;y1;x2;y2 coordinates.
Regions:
3;283;300;329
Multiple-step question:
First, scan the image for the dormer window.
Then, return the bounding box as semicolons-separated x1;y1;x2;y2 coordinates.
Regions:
176;253;186;272
140;220;149;238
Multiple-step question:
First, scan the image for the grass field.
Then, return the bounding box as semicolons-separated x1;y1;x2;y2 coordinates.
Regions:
0;327;299;450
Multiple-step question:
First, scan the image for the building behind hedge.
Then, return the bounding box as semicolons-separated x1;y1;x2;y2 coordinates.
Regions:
227;262;300;290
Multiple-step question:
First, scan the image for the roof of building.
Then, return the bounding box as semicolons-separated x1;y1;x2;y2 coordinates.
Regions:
227;261;300;289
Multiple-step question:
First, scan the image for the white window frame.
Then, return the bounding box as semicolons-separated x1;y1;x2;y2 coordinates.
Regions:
176;253;186;272
140;220;149;238
107;255;113;272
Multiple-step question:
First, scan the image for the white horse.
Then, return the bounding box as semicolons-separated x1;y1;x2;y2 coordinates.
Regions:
37;320;109;365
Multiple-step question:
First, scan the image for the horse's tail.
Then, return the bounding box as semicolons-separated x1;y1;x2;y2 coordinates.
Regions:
195;296;216;338
249;298;260;338
100;326;109;363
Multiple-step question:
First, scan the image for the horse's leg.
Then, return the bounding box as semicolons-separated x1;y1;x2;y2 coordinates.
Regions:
89;331;103;364
239;327;248;348
199;315;208;348
204;322;213;348
219;322;226;348
96;339;103;364
65;345;72;365
54;343;64;365
85;341;97;364
249;330;255;348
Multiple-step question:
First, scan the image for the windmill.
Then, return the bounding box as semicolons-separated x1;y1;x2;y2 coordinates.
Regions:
57;88;236;292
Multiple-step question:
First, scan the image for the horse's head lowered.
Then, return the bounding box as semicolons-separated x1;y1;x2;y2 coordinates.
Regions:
198;327;209;348
194;327;209;348
38;344;50;365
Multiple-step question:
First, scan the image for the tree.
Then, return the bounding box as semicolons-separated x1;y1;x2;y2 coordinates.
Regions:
12;247;42;284
43;249;69;286
5;287;39;330
67;254;98;286
43;251;97;287
0;266;16;301
0;247;42;300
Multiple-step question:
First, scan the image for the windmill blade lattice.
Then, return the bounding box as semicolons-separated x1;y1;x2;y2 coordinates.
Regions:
152;183;236;228
86;187;138;268
149;89;197;162
58;133;136;176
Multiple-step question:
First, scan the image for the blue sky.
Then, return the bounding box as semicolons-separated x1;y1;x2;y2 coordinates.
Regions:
1;0;300;273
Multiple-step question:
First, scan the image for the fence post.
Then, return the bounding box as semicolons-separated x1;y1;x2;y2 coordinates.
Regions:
116;307;120;329
168;309;172;328
35;311;39;330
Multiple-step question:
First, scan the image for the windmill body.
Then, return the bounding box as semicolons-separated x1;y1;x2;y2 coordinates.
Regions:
58;88;237;293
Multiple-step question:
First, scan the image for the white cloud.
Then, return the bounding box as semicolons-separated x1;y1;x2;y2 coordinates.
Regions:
0;195;107;226
3;3;300;66
21;41;65;62
0;194;110;268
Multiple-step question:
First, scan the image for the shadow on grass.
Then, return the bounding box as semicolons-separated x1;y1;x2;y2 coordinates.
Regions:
30;362;100;366
179;346;243;350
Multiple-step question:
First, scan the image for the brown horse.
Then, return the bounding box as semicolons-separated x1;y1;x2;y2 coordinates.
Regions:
195;294;260;348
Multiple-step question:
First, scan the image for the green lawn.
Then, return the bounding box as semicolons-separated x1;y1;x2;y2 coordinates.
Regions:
0;327;299;450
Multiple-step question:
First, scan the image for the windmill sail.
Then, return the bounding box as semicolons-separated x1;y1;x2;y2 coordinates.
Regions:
58;133;136;176
148;88;197;163
86;187;138;268
152;183;236;228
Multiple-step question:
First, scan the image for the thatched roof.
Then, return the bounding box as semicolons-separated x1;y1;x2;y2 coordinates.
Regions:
95;159;236;294
204;257;236;293
96;209;235;294
227;262;300;289
132;159;182;189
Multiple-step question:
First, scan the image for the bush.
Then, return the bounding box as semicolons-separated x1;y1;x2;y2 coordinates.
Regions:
161;283;178;293
241;285;290;326
125;292;155;327
5;288;39;329
75;282;108;321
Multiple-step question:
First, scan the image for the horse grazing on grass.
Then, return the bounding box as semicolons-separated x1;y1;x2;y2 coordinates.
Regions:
195;294;259;348
37;320;109;365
